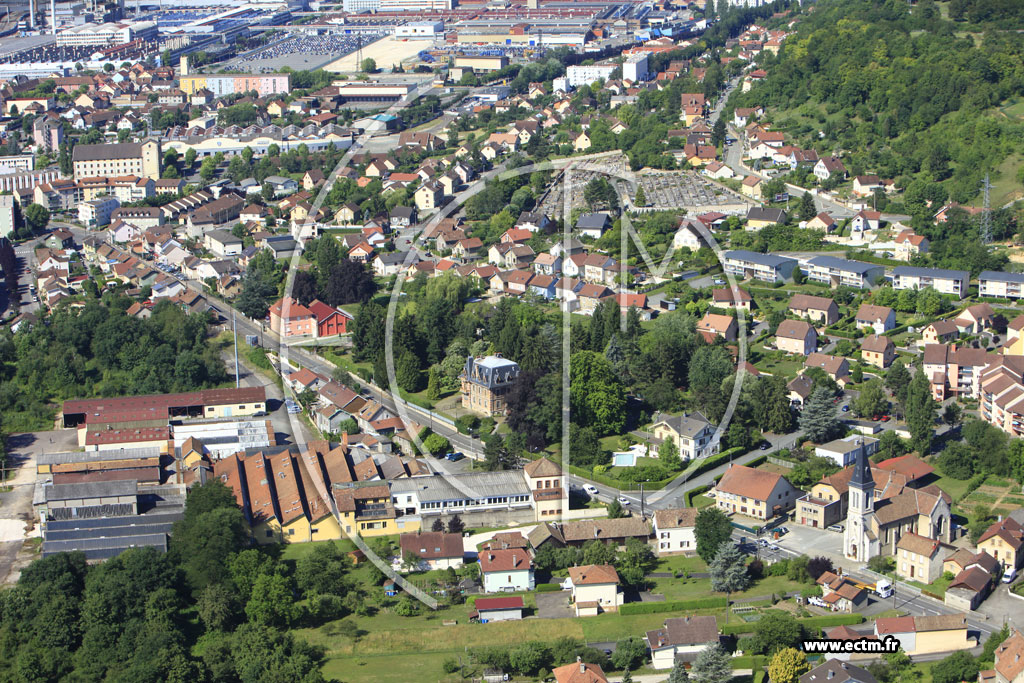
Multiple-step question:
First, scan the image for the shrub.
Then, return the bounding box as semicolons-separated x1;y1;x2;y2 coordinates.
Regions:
535;583;561;593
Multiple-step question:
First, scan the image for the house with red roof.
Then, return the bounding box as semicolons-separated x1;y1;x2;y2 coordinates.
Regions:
307;299;353;338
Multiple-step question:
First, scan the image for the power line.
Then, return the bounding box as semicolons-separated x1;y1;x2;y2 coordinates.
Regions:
980;173;993;244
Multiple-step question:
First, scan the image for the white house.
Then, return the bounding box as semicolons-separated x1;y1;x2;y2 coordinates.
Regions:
399;531;464;571
479;549;534;593
645;616;720;669
576;213;610;239
567;564;622;616
653;508;697;556
673;218;709;251
815;435;879;468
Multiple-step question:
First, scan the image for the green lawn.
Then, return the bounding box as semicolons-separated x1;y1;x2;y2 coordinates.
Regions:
321;651;462;683
925;471;972;503
908;574;953;598
580;610;723;642
750;344;805;378
648;569;810;602
280;538;357;562
655;555;708;574
693;494;715;509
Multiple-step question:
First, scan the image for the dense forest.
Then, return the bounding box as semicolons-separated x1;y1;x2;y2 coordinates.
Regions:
730;0;1024;207
0;298;227;432
0;482;339;683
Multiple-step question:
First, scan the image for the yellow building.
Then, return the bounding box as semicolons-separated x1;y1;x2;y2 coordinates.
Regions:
72;140;161;181
712;464;799;521
977;517;1024;570
334;484;408;537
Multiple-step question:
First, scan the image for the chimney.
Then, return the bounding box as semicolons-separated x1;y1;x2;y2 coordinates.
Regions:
577;656;584;673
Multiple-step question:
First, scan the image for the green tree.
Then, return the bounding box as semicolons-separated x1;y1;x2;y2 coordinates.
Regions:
688;344;734;421
659;437;681;470
668;661;690;683
396;350;423;392
942;402;962;429
569;351;627;435
712;117;726;147
743;611;805;655
245;572;300;628
422;432;450;455
904;368;937;454
295;542;350;597
235;269;276;319
634;185;647;207
606;499;626;518
792;266;805;284
170;480;248;592
611;637;647;671
709;543;751;595
197;582;237;631
931;651;978;683
23;203;50;234
885;360;911;406
798;386;842;443
695;506;732;564
768;647;811;683
853;379;888;418
361;58;377;73
798;192;816;221
426;366;441;400
752;375;794;434
690;644;732;683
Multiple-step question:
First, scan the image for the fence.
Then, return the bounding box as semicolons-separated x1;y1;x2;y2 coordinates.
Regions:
766;456;796;469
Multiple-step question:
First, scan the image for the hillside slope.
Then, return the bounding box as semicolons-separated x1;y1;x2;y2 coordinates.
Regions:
729;0;1024;212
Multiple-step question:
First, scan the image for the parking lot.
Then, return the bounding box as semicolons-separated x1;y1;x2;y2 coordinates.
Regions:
637;171;746;209
227;33;387;73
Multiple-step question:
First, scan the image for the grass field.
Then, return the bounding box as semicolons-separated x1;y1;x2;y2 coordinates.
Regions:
987;152;1024;208
302;614;586;680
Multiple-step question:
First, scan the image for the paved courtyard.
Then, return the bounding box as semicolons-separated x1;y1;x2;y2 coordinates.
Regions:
536;591;574;619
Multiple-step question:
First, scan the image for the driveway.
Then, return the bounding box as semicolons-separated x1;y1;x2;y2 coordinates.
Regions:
536;591;575;619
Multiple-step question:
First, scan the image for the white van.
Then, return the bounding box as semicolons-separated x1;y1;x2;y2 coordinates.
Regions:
1002;566;1018;584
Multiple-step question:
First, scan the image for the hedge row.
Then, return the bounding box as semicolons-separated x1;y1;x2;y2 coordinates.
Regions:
721;612;864;635
535;583;561;593
567;463;685;492
619;596;728;615
687;448;745;479
684;484;714;507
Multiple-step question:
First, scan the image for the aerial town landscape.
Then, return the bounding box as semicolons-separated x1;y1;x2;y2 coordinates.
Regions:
0;0;1021;680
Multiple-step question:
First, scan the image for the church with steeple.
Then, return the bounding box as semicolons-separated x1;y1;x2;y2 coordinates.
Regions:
844;447;880;561
842;448;951;563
